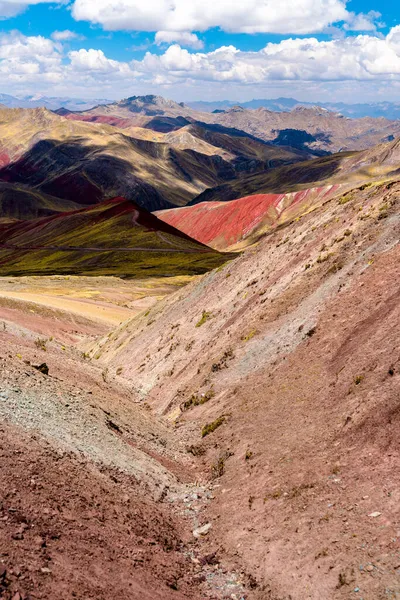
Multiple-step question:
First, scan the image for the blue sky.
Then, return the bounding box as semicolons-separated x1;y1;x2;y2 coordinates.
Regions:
0;0;399;102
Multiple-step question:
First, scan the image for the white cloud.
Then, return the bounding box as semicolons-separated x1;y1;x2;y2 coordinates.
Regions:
68;48;131;74
0;0;61;20
132;30;400;84
71;0;376;35
0;31;63;86
344;10;381;32
51;30;83;42
2;27;400;99
155;31;203;49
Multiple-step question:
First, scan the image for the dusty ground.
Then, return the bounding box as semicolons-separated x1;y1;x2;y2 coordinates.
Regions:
0;274;192;326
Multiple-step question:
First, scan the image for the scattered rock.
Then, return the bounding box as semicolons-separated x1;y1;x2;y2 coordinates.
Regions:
199;552;218;566
366;565;374;572
33;363;49;376
193;523;212;538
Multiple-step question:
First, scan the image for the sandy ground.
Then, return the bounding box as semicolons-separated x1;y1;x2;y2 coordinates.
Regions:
0;275;193;326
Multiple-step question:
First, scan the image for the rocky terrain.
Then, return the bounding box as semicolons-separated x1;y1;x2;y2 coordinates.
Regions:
210;106;400;153
91;175;400;600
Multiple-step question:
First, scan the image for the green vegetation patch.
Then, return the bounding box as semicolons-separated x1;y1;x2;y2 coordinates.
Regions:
181;389;215;411
195;310;212;327
202;416;225;437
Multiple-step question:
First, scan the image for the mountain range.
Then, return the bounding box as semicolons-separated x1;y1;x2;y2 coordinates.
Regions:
188;97;400;119
0;93;111;111
3;92;400;119
59;95;400;154
1;95;400;258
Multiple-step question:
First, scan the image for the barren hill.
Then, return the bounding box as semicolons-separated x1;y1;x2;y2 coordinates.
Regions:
0;95;399;600
156;185;343;250
0;197;231;277
60;95;400;155
190;136;400;204
210;105;400;153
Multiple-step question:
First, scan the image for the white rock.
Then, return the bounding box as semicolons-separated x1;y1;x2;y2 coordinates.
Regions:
193;523;212;538
368;511;382;518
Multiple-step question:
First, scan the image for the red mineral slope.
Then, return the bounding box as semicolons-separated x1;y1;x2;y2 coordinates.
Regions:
62;112;133;128
0;151;10;168
157;184;343;250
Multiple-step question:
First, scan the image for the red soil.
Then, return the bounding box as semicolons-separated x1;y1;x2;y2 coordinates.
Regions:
63;114;132;128
96;178;400;599
0;151;10;168
157;185;341;249
0;422;199;600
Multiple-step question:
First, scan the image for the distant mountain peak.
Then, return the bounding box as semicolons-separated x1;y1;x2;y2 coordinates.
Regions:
226;105;245;113
292;105;328;113
120;95;181;109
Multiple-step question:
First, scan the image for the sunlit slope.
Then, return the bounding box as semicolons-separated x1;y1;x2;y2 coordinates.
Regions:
0;197;233;276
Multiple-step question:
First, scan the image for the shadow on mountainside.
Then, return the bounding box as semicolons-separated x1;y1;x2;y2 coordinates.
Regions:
189;151;351;204
144;116;191;132
271;128;332;156
0;135;293;213
0;138;173;211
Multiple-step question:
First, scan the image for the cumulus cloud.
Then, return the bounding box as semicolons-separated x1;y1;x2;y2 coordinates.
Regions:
155;31;203;49
2;27;400;97
68;48;131;74
51;30;83;42
132;30;400;84
0;31;63;86
71;0;375;35
344;10;382;32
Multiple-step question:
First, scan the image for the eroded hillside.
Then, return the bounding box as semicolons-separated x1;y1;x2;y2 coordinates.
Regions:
90;177;400;599
0;106;309;213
